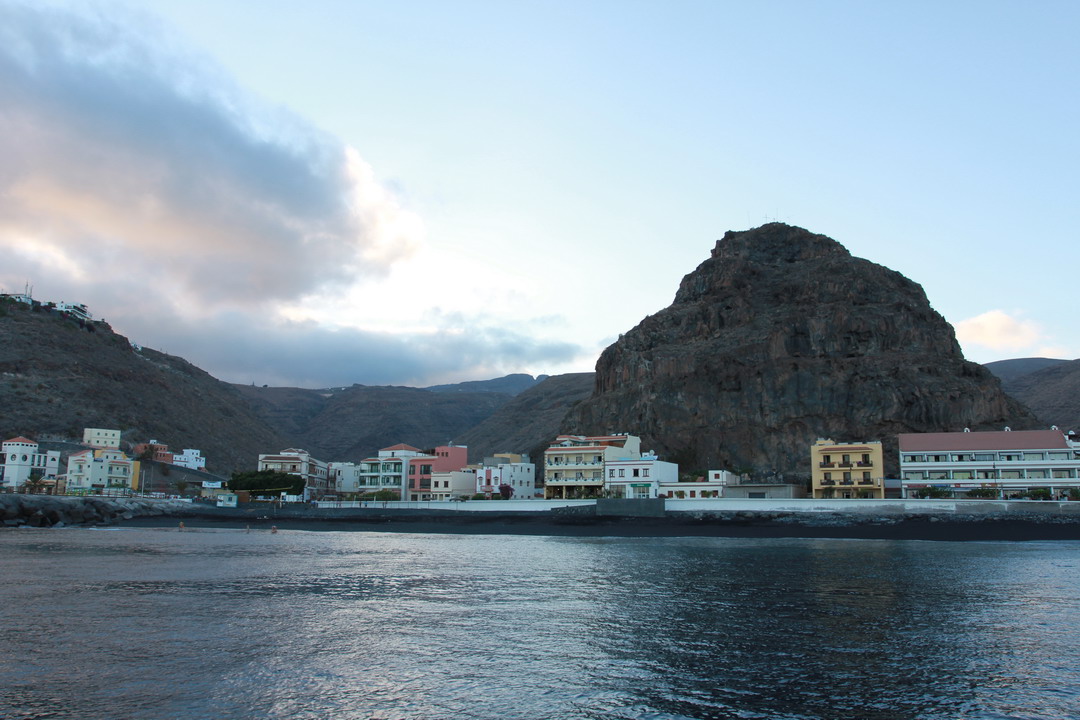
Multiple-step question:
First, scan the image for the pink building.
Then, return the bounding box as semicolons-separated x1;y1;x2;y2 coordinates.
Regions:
407;444;467;500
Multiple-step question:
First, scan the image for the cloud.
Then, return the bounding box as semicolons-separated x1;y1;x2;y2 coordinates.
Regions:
0;1;418;313
0;1;583;385
120;310;583;389
955;310;1042;352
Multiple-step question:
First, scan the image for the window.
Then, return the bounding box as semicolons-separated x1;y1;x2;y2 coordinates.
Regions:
973;453;995;461
843;472;851;481
609;469;615;478
632;469;640;477
862;472;870;480
643;469;649;477
618;469;625;477
824;472;832;481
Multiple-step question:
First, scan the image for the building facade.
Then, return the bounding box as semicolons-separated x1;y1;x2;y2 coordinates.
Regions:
899;429;1080;498
604;454;678;499
475;461;536;498
810;438;885;499
258;448;330;500
65;449;139;495
172;449;207;471
544;434;642;499
430;470;479;500
1;436;61;490
83;428;122;450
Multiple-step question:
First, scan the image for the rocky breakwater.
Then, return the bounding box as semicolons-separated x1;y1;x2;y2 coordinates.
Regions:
0;494;193;527
567;223;1037;476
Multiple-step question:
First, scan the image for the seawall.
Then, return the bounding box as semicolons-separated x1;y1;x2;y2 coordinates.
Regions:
5;495;1080;540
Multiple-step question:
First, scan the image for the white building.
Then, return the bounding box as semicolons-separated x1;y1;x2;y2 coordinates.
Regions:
56;301;92;321
258;448;330;500
1;436;61;490
83;428;121;449
544;434;642;499
356;444;429;500
172;448;206;471
65;448;137;495
899;428;1080;498
475;461;536;498
604;453;679;499
431;469;479;500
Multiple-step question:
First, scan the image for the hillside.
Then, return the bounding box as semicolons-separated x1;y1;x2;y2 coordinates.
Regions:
425;373;548;396
996;359;1080;432
455;373;595;462
566;224;1037;476
233;383;513;461
984;357;1068;385
0;299;284;473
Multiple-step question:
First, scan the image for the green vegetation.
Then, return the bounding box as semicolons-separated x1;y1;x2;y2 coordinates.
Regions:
1025;487;1053;501
913;486;952;499
229;470;305;496
360;490;399;501
965;487;999;499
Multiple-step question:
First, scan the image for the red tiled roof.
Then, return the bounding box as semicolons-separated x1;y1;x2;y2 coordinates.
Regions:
4;436;35;445
382;443;421;452
899;430;1069;452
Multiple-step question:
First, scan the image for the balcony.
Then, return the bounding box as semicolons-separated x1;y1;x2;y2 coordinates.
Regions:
857;479;876;486
838;462;854;468
819;462;836;468
840;480;854;485
856;461;873;467
818;479;836;486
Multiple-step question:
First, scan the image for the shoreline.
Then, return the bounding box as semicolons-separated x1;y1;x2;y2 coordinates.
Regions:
116;510;1080;542
5;495;1080;541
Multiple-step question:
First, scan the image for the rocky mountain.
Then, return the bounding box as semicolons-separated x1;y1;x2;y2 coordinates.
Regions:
984;357;1068;385
0;299;284;474
990;359;1080;433
233;383;513;462
455;373;595;462
565;223;1038;477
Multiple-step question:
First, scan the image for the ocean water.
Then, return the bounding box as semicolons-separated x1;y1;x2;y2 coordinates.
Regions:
1;528;1078;720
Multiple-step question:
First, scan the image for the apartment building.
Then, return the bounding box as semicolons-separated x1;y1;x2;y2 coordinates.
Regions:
65;448;139;495
604;453;678;499
811;438;885;498
83;428;121;449
258;448;330;500
1;436;61;490
430;469;479;500
543;433;641;499
172;449;207;471
899;429;1080;498
475;460;536;498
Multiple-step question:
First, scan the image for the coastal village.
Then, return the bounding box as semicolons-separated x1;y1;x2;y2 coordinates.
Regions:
3;294;1080;508
4;425;1080;506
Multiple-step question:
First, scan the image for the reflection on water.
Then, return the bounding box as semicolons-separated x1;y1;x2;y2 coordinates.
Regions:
1;528;1078;719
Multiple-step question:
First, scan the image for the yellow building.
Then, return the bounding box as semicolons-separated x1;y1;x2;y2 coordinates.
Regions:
810;438;884;499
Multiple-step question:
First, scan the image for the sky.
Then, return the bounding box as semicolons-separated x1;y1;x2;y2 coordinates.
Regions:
1;0;1077;388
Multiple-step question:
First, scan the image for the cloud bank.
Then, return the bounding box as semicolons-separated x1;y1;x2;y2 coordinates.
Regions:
0;1;581;385
955;309;1069;361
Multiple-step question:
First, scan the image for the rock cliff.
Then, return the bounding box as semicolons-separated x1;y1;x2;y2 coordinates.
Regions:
566;224;1037;476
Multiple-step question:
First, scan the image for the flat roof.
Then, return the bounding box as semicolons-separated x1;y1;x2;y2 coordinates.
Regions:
899;429;1070;452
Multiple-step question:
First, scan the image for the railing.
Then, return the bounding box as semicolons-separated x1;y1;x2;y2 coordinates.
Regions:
856;461;873;467
838;462;853;468
819;479;836;486
819;462;835;468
